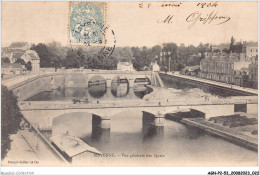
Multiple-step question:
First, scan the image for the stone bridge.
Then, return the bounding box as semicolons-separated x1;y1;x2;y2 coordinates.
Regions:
6;70;153;101
65;70;153;88
19;96;257;131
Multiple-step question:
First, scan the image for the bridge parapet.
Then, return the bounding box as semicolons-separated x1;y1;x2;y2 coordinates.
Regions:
19;95;258;111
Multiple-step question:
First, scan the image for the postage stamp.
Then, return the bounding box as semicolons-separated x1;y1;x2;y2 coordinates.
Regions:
68;1;106;46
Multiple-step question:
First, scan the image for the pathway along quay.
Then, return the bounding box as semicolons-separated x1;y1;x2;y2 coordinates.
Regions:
160;72;258;151
159;72;258;95
3;70;258;165
180;118;257;151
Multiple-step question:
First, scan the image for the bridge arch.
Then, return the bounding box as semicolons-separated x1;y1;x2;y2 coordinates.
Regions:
52;112;93;137
88;75;107;87
111;75;130;97
88;75;107;98
134;76;151;86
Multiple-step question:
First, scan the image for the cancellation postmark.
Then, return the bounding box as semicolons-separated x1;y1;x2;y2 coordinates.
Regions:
68;1;107;46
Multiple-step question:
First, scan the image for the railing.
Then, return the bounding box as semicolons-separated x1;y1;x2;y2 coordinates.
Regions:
19;96;257;111
66;69;152;75
155;72;165;87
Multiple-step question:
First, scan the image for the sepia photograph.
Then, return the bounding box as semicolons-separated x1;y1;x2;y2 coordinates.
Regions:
0;0;259;174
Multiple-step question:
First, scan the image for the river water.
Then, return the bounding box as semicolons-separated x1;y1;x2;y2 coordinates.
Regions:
30;76;257;166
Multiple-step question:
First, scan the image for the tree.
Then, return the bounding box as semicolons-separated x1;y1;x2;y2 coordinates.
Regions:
229;36;235;53
1;57;10;64
31;43;53;67
63;48;85;68
131;47;143;71
26;61;32;71
1;86;23;160
14;58;26;65
64;49;79;68
162;43;178;53
213;49;221;53
47;41;68;69
223;48;229;54
197;43;208;59
151;45;162;62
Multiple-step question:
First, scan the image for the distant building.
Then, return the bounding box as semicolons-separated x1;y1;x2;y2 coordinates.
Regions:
211;41;258;59
21;50;40;72
50;134;101;163
243;41;258;58
117;61;134;71
8;42;32;51
149;61;160;71
2;42;32;63
211;43;230;52
198;52;252;87
1;63;26;75
2;43;40;72
249;61;258;89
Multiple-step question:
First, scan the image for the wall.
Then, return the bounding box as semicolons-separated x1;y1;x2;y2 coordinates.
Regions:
11;74;66;101
247;104;258;114
10;71;152;100
21;104;239;130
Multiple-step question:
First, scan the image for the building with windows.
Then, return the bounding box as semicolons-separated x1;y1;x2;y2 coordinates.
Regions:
21;50;40;72
249;61;258;89
2;42;32;63
2;43;40;72
243;41;258;58
198;52;252;87
117;61;134;71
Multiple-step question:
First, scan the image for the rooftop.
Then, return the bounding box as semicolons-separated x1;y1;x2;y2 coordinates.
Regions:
27;53;39;60
50;134;102;158
9;42;28;48
12;52;24;59
245;42;258;47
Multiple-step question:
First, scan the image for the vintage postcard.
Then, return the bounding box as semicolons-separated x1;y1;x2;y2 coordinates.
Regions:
1;0;259;170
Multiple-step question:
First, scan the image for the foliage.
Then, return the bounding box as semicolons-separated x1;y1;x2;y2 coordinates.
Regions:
31;43;53;67
1;86;23;160
30;40;216;71
1;57;10;64
26;61;32;71
14;58;26;65
229;36;235;52
223;48;230;54
131;46;162;71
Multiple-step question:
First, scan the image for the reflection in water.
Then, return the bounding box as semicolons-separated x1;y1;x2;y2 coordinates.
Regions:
88;84;106;98
42;110;257;165
65;87;87;97
111;83;129;97
27;80;151;101
88;75;107;98
142;125;164;142
111;76;129;97
186;126;206;140
142;115;164;141
91;127;110;145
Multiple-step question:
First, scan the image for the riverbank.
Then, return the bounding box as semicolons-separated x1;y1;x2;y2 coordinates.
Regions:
180;117;258;151
160;72;258;95
1;127;68;166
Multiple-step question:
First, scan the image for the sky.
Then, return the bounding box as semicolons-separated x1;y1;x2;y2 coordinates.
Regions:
1;1;258;48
